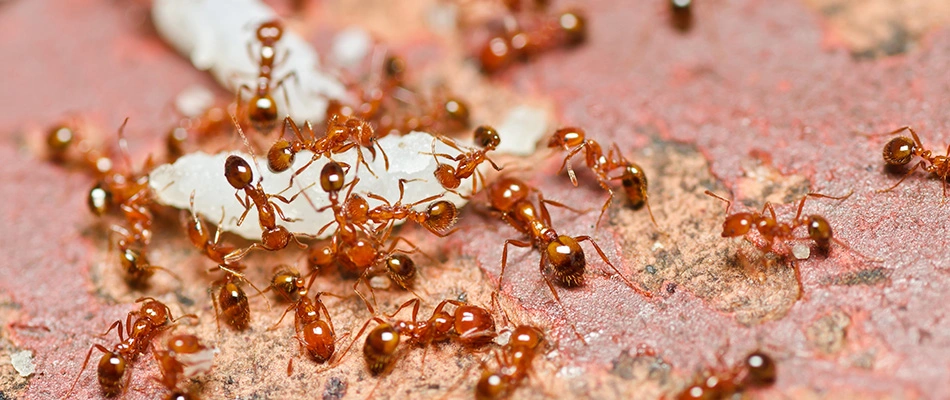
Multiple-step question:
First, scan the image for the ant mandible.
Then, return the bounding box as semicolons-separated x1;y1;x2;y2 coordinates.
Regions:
677;351;776;400
878;126;950;197
64;298;196;397
548;127;658;227
487;178;652;341
238;20;298;135
430;125;503;195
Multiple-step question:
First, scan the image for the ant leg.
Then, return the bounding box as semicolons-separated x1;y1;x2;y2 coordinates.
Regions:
558;143;589;187
499;239;532;290
388;236;437;264
433;134;468;153
224;243;265;264
791;190;854;221
703;190;733;213
210;284;222;332
268;302;300;331
575;235;653;298
97;320;125;341
144;264;184;284
385;298;421;321
234;192;253;226
273;70;300;119
879;161;927;193
537;253;587;344
270;202;301;223
372;138;390;170
63;344;110;398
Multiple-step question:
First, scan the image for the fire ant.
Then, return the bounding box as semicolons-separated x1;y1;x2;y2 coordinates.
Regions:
222;153;312;263
703;190;856;256
474;324;545;400
153;334;214;397
548;127;658;227
677;351;776;400
343;298;496;375
183;192;237;266
362;179;460;237
210;265;269;331
64;298;196;397
430;125;503;195
477;5;586;74
267;113;388;180
487;177;652;341
238;20;297;135
270;290;344;365
877;126;950;197
670;0;693;32
111;227;180;288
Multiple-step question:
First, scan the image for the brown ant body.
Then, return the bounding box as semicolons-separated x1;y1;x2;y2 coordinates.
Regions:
153;334;213;397
223;154;311;262
477;5;586;74
474;325;545;400
267;113;388;179
548;127;657;227
430;125;503;194
677;351;776;400
345;298;496;375
879;126;950;197
670;0;693;32
184;193;237;266
210;265;269;331
65;298;195;397
704;190;853;256
362;179;460;237
238;20;297;135
270;290;342;364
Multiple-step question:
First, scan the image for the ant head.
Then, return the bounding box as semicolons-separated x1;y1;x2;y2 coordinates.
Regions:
743;351;777;388
488;177;531;212
345;117;376;147
558;10;587;46
549;127;586;149
270;267;302;300
474;125;501;150
167;334;203;354
386;253;416;287
225;155;254;189
256;20;283;43
721;213;754;237
443;98;470;128
88;182;113;216
320;161;346;193
138;298;170;326
805;215;832;250
267;139;295;173
383;55;406;81
510;325;544;349
303;319;335;362
882;136;916;166
425;201;459;232
546;235;585;287
364;323;399;374
248;94;279;134
620;163;648;209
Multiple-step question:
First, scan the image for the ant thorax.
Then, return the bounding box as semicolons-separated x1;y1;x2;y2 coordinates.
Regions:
149;131;474;240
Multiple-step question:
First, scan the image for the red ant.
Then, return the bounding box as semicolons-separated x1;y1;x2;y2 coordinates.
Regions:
476;5;586;74
268;113;388;181
474;324;545;400
210;265;270;331
878;126;950;197
64;298;196;397
222;153;312;263
342;298;496;375
703;190;856;256
153;333;214;397
487;177;652;341
183;192;237;266
677;351;776;400
548;127;658;227
359;178;460;237
238;20;297;135
110;227;180;288
430;125;503;195
270;289;344;366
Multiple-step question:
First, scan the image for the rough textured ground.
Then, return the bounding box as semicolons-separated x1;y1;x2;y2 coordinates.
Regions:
2;0;950;399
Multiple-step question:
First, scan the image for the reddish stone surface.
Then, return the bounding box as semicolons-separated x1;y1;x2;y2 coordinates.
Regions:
1;0;949;399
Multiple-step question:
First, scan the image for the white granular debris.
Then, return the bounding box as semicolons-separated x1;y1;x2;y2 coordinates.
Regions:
369;275;391;290
11;350;34;377
792;244;811;260
149;131;472;240
175;85;217;118
152;0;348;125
494;330;512;346
494;105;551;155
332;28;373;69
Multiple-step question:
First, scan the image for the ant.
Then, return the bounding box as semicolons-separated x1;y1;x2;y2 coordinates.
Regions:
670;0;693;32
474;325;545;400
704;190;855;256
111;227;180;288
430;125;503;195
64;298;196;397
270;289;344;365
343;298;496;375
487;177;653;341
548;127;658;227
878;126;950;197
183;192;238;266
477;5;586;74
222;153;312;263
153;334;214;397
210;265;269;331
677;351;776;400
361;179;460;237
267;113;388;180
238;20;297;135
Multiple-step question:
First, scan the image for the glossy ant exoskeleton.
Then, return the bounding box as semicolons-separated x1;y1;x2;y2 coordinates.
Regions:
362;179;460;237
878;126;950;197
430;125;503;195
270;290;344;365
677;351;776;400
670;0;693;32
342;298;496;375
476;4;586;74
64;298;196;397
153;333;214;397
474;324;545;400
486;177;652;341
548;127;658;227
267;113;388;180
210;265;270;331
238;20;298;135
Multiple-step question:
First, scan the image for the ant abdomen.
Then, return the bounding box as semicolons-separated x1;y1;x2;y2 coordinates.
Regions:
743;352;777;387
806;215;832;251
620;163;649;209
385;253;416;289
302;320;335;362
218;282;250;330
267;139;296;172
97;351;126;396
883;136;916;166
363;323;399;375
476;371;508;400
546;235;585;287
88;183;112;216
423;200;459;232
454;305;496;346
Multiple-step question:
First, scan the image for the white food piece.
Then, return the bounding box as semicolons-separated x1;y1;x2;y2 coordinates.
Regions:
152;0;348;124
11;350;34;377
332;27;373;70
149;131;472;240
494;105;552;155
174;85;216;118
792;244;811;260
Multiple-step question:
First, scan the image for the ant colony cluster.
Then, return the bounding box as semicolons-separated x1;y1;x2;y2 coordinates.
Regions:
42;0;911;398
